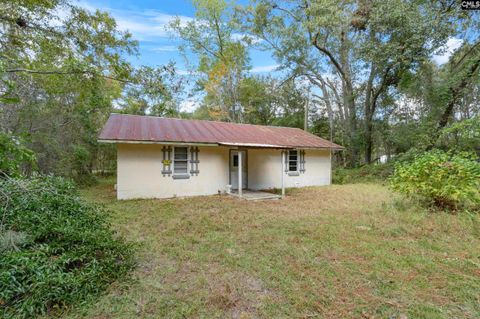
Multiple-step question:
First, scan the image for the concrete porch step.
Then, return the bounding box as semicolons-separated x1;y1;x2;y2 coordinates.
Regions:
229;190;282;201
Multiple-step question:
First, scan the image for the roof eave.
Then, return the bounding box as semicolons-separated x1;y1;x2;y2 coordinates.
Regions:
97;139;218;147
98;139;344;150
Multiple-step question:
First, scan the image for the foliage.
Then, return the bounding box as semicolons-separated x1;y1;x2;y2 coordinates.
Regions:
390;150;480;210
333;163;394;184
0;176;134;318
170;0;250;122
237;0;466;166
0;0;182;183
238;76;309;128
0;132;35;177
397;42;480;150
119;63;186;116
437;117;480;154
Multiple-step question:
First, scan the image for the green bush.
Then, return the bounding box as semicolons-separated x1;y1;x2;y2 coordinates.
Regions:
390;150;480;210
0;176;134;318
0;132;36;177
333;163;394;184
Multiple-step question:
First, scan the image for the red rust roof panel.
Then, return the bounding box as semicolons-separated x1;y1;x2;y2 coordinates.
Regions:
98;113;344;149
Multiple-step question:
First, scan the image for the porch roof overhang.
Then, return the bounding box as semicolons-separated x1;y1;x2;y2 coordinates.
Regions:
97;139;343;150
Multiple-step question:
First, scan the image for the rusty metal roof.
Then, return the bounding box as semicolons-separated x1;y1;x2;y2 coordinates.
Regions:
98;113;344;149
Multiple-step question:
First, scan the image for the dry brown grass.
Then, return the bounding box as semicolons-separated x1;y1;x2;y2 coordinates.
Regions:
68;179;480;319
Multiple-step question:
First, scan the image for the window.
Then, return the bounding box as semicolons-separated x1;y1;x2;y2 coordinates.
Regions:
233;154;239;167
173;147;188;175
288;150;298;172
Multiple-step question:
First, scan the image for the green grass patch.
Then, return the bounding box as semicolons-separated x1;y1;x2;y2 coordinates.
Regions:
67;179;480;319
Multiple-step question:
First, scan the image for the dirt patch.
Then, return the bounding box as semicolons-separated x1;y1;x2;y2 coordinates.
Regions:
160;260;276;319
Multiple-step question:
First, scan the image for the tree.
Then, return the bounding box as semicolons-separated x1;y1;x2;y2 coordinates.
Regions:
119;63;186;117
238;76;278;125
0;0;180;182
396;41;480;153
170;0;250;122
238;0;460;166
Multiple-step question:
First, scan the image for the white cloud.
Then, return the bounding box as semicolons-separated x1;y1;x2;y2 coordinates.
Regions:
179;98;200;112
250;64;279;73
77;1;193;40
113;17;169;38
148;11;193;26
151;45;178;52
432;38;463;65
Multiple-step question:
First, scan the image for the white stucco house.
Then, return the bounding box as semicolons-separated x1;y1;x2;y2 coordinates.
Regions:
98;113;343;200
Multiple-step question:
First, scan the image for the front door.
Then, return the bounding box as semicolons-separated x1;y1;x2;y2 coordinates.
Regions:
230;150;247;190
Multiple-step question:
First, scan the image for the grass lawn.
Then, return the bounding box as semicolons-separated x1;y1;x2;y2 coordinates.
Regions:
69;179;480;319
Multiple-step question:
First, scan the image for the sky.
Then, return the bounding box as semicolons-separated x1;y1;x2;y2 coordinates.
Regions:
78;0;279;74
78;0;460;71
78;0;460;111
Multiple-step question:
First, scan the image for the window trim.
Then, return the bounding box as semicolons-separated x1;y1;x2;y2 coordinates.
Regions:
172;146;190;179
287;149;299;175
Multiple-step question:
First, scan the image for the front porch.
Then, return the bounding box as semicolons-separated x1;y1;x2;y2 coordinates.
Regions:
228;148;289;200
228;189;281;201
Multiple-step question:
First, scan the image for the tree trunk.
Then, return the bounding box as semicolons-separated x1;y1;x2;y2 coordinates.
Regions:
363;64;376;164
343;80;358;166
339;32;358;167
316;77;335;141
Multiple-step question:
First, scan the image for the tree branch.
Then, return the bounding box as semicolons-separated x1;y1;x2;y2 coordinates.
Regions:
312;32;346;81
5;68;131;83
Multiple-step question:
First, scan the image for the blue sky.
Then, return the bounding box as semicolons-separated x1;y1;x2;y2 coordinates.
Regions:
79;0;279;74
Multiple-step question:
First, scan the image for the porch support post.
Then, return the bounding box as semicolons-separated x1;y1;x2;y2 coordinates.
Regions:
281;150;285;198
238;150;243;198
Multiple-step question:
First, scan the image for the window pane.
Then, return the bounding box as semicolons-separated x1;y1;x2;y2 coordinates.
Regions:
174;161;187;173
174;147;188;174
289;150;297;160
233;154;238;167
289;162;297;171
288;150;298;172
174;147;188;160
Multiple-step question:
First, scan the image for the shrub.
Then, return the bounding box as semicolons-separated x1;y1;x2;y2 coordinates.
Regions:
0;132;36;177
333;163;394;184
0;176;134;318
390;150;480;210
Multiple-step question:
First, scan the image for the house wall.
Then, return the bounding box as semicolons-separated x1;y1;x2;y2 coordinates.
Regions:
116;143;332;199
247;148;331;190
117;144;229;199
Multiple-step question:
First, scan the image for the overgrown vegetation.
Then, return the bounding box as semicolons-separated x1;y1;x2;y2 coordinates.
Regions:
0;176;134;318
333;163;394;184
390;150;480;210
0;132;35;177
